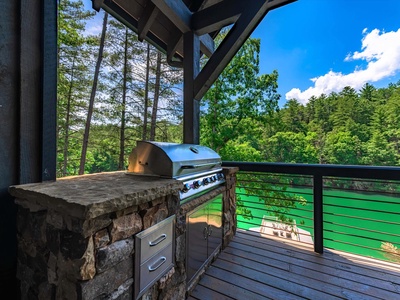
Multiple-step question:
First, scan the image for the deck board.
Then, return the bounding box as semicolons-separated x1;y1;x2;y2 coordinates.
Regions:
188;229;400;300
227;235;399;297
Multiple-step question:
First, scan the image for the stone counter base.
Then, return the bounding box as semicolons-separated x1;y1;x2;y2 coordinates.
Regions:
10;168;238;299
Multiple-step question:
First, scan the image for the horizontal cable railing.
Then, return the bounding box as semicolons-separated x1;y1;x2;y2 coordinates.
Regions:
222;161;400;264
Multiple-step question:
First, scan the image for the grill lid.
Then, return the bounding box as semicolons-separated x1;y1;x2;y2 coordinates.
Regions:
127;141;222;179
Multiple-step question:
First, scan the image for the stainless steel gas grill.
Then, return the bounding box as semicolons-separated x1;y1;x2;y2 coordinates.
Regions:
128;140;226;288
127;141;225;202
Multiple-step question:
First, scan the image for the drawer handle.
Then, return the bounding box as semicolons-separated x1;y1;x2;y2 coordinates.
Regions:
149;234;167;247
148;256;166;272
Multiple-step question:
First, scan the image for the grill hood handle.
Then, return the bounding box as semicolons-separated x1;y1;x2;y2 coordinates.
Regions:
180;162;219;169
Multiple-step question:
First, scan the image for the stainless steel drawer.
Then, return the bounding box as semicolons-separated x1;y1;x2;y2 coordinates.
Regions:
135;215;175;262
137;244;174;298
134;215;175;299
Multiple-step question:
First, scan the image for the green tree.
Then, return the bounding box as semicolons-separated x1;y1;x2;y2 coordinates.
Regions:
201;35;280;153
57;0;96;177
367;88;400;165
322;131;362;165
330;86;358;130
264;132;318;163
359;82;376;102
100;18;146;171
86;124;120;173
220;140;262;162
307;93;337;133
279;99;307;133
362;133;397;166
79;11;108;174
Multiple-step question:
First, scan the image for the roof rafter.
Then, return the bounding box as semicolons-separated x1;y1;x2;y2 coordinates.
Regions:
192;0;246;35
151;0;215;57
167;34;183;67
138;2;159;42
94;0;170;57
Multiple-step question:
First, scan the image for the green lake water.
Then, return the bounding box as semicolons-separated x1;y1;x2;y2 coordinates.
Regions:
237;187;400;263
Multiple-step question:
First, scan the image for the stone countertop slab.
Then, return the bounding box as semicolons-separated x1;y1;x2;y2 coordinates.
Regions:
9;171;182;220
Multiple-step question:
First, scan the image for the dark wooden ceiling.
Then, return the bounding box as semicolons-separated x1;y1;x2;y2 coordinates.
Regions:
92;0;296;100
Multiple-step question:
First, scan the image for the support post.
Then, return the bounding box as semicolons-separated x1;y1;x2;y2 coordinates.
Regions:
183;31;200;144
20;0;57;183
0;0;57;296
0;2;20;294
313;174;324;253
40;0;58;181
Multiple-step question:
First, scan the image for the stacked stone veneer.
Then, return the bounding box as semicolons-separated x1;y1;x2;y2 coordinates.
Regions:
9;168;238;300
221;167;238;248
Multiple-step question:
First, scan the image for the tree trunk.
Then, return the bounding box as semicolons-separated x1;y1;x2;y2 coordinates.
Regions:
118;27;128;170
142;43;150;140
79;12;108;175
150;51;161;141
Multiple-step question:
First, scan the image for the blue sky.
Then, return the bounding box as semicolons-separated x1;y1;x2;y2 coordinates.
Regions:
252;0;400;106
84;0;400;107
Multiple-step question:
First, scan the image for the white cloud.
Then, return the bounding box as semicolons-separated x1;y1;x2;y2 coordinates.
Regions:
285;28;400;104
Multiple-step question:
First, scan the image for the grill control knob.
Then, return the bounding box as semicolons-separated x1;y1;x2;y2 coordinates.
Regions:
217;173;224;180
203;178;210;185
182;183;191;193
193;180;201;189
210;175;216;182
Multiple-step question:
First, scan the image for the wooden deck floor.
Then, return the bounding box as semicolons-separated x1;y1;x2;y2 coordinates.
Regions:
187;229;400;300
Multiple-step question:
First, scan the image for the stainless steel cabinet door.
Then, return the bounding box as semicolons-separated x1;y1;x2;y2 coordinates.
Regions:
187;203;208;283
207;195;222;256
186;195;223;285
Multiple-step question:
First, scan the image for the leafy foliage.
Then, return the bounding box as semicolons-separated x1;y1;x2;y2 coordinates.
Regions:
200;33;280;153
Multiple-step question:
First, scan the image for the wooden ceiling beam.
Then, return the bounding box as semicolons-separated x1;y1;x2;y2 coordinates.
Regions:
95;0;186;63
192;0;245;35
194;0;296;100
152;0;191;32
138;2;159;42
167;34;183;67
95;0;165;52
151;0;215;57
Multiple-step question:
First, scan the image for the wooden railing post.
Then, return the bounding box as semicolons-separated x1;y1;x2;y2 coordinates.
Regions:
313;174;323;253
